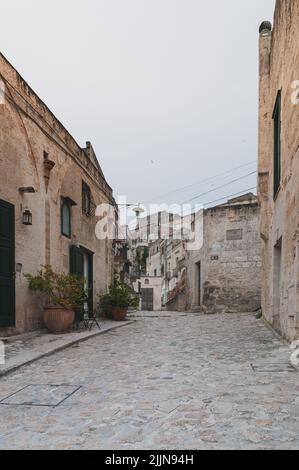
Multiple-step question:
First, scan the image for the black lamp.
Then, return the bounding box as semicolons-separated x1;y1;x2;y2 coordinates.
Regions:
22;209;32;226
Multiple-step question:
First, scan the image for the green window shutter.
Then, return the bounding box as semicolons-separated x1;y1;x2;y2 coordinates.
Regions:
273;91;282;198
70;245;84;278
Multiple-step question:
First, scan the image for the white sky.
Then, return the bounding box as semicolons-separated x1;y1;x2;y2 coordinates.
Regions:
1;0;276;207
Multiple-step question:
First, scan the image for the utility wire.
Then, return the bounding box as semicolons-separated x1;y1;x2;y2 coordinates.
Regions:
142;160;257;204
181;171;257;204
117;170;256;209
203;187;257;207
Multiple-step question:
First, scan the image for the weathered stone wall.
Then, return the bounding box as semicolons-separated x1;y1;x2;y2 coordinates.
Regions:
186;198;261;313
0;53;115;335
258;0;299;341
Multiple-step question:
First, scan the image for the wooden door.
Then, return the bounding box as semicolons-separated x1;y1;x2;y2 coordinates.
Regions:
141;288;154;311
0;199;15;327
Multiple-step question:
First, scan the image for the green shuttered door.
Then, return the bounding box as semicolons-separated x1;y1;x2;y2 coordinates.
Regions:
0;199;15;327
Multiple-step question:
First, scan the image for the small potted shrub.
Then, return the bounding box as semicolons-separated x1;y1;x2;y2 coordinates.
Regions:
99;277;139;321
25;265;86;334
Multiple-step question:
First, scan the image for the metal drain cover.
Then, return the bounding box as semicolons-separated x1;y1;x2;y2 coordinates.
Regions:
251;363;296;373
0;384;81;407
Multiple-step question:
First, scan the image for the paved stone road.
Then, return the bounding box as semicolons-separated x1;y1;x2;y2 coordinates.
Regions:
0;312;298;450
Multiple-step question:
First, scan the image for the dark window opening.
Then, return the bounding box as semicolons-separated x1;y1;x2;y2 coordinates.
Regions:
61;202;71;238
273;91;282;198
82;181;95;216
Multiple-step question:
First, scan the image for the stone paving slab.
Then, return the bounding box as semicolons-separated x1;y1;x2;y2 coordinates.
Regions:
0;312;298;450
0;320;134;378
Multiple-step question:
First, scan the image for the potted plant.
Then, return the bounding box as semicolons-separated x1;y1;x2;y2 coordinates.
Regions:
24;265;86;334
99;277;139;321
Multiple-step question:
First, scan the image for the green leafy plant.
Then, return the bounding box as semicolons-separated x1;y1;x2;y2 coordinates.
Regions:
98;277;139;314
24;265;86;309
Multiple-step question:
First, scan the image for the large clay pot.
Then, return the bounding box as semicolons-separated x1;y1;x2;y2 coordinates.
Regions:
111;307;128;321
43;307;75;334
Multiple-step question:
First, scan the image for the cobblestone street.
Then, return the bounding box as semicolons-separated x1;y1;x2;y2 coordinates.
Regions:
0;312;298;450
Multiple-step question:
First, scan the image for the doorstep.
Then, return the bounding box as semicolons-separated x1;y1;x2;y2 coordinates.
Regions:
0;319;134;378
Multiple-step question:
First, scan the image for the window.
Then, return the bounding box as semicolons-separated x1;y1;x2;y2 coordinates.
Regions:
191;213;195;232
82;181;92;216
273;91;281;198
145;279;149;285
154;269;157;277
61;201;71;238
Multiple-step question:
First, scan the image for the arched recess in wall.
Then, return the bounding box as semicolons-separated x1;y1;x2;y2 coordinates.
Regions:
56;156;78;204
0;76;40;190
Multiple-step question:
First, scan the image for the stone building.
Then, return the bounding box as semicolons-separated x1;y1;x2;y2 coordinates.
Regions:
141;195;261;314
133;276;163;311
185;194;262;313
0;52;116;335
258;0;299;341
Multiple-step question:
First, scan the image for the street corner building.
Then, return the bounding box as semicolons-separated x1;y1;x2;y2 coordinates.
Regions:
0;53;116;335
185;194;262;314
258;0;299;341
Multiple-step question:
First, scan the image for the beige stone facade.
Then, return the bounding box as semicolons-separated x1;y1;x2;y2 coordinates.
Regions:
0;53;115;335
258;0;299;341
185;194;261;314
133;276;163;311
132;195;261;314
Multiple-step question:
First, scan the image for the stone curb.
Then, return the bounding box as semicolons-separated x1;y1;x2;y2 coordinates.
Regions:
260;317;299;371
260;316;290;346
0;321;135;378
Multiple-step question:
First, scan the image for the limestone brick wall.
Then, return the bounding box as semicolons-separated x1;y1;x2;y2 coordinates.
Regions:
0;53;115;335
258;0;299;341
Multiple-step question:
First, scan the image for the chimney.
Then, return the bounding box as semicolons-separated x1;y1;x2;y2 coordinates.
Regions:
258;20;272;185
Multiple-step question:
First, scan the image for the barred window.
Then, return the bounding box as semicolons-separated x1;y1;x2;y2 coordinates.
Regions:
82;181;95;216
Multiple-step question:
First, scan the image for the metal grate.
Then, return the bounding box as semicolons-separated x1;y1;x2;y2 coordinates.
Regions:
0;384;81;407
251;363;296;373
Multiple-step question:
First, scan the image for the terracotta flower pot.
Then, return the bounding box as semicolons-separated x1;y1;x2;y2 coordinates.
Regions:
43;306;75;334
111;307;128;321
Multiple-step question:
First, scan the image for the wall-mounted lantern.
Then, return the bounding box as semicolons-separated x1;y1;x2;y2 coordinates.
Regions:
22;209;32;226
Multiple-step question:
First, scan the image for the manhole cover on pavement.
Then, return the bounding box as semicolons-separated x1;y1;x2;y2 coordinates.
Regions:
251;363;296;373
0;384;81;407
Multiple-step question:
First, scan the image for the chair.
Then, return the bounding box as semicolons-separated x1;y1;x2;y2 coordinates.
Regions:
74;307;101;331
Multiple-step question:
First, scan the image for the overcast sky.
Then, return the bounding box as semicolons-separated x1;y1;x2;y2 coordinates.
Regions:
1;0;275;209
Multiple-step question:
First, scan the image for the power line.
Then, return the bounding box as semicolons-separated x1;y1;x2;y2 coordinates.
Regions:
143;160;257;203
203;187;257;207
181;171;257;204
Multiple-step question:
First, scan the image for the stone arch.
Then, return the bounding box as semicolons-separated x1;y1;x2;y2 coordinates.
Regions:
0;76;40;190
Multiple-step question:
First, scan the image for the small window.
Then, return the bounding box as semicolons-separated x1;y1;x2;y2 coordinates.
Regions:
191;213;196;232
154;269;157;277
273;91;282;198
145;279;150;285
82;181;92;216
61;202;71;238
